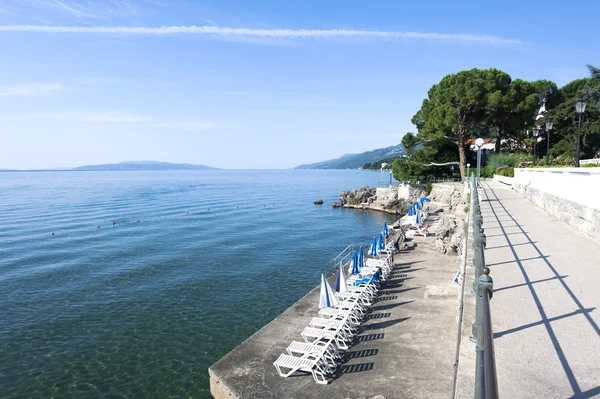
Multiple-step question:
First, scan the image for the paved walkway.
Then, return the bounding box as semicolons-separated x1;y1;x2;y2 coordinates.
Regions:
480;181;600;399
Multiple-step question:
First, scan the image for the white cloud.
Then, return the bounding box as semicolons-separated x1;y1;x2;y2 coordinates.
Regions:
144;122;220;130
24;110;220;129
51;110;152;123
0;25;522;45
0;82;63;96
288;103;402;107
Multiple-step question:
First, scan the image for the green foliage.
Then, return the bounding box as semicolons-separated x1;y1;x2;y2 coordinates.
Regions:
545;76;600;160
486;152;525;170
401;132;420;156
485;79;556;153
582;162;599;167
408;63;600;179
391;139;458;182
425;182;433;196
495;165;515;177
412;68;514;178
480;165;495;178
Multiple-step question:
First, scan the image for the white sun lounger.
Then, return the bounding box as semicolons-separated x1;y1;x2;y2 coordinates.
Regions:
301;326;352;350
286;340;342;364
309;316;359;336
273;353;333;384
319;305;363;324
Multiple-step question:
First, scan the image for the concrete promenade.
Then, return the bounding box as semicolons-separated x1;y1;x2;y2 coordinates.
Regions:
209;235;462;399
480;181;600;398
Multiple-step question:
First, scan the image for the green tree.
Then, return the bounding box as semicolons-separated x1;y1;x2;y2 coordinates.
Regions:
546;77;600;159
392;139;458;182
412;68;512;180
401;132;420;156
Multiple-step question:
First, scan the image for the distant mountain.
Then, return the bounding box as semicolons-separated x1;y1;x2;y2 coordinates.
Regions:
295;144;406;169
73;161;217;171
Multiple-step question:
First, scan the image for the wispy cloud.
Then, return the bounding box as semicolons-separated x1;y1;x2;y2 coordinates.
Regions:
0;82;63;96
33;110;220;129
0;25;522;44
144;122;220;130
52;110;152;123
288;103;402;107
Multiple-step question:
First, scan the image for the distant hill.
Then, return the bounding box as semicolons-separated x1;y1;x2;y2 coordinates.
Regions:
73;161;217;171
295;144;405;169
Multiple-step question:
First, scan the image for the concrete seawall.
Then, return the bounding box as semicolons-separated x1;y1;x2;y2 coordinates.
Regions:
208;237;465;398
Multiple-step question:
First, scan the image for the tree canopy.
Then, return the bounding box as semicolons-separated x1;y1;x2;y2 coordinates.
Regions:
412;68;517;179
408;65;600;176
401;132;420;156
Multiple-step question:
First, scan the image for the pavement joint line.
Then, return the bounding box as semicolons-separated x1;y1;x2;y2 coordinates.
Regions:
482;182;583;396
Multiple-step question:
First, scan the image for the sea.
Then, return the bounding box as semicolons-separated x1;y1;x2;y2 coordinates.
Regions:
0;169;398;398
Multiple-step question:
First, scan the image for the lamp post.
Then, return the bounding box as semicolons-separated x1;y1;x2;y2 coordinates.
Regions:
533;128;539;166
575;97;587;167
467;163;471;181
545;119;553;166
475;138;484;187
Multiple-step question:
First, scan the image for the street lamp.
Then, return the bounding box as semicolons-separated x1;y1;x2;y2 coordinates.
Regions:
575;97;587;167
533;128;539;166
475;138;484;187
545;119;553;166
467;163;471;180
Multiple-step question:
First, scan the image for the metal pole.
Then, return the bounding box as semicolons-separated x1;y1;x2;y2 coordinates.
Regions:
533;138;537;166
546;129;550;166
476;147;482;187
576;113;582;167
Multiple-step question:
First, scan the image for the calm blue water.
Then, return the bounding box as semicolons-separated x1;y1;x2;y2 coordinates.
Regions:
0;170;397;398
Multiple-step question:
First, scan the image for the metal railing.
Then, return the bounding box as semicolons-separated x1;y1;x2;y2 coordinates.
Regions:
470;174;499;399
332;243;355;272
427;177;464;184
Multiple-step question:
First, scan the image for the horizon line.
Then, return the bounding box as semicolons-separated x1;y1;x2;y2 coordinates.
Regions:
0;25;523;45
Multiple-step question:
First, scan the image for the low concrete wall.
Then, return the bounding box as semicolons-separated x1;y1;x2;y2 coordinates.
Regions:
492;174;514;186
580;158;600;166
513;168;600;241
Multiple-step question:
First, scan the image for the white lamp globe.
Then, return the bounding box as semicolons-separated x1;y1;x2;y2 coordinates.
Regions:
475;138;484;147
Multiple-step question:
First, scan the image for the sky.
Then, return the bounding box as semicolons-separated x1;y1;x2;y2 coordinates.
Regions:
0;0;599;169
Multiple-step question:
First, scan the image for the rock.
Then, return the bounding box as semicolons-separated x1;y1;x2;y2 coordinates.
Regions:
314;199;323;205
332;202;341;208
430;213;465;254
387;229;406;251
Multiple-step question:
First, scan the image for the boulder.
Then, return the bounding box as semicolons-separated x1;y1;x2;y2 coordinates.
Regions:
314;199;324;205
332;202;342;208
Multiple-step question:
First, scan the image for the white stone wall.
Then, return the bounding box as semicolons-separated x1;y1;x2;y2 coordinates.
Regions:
513;168;600;210
513;168;600;241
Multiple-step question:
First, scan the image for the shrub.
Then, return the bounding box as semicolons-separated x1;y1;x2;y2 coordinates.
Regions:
480;165;494;178
496;166;514;177
425;182;433;196
581;163;599;168
552;155;575;166
486;152;525;171
517;160;534;168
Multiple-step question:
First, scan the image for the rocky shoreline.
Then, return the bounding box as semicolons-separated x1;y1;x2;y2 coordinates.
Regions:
335;183;467;255
335;185;425;214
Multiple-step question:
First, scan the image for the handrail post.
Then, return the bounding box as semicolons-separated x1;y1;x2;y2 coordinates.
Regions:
474;268;494;399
